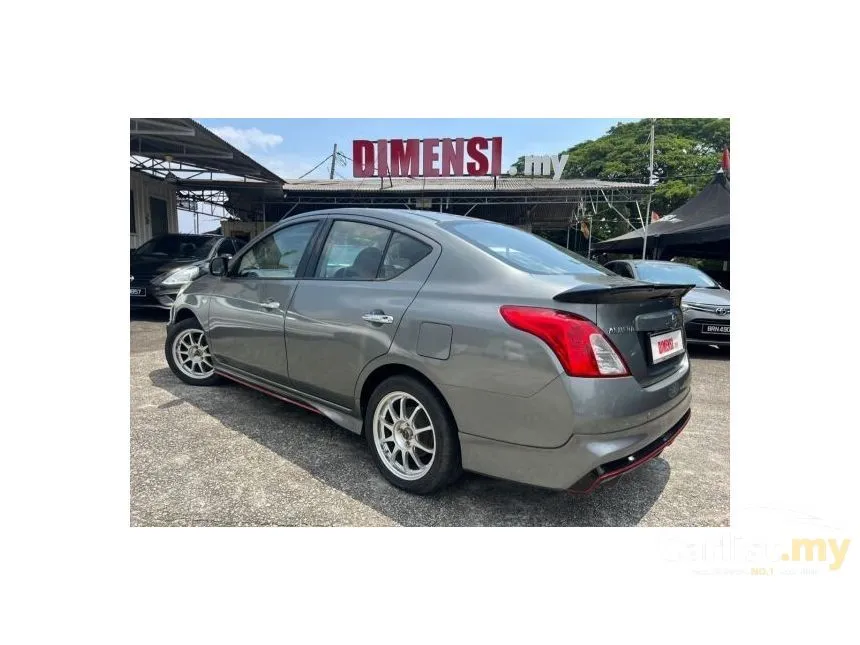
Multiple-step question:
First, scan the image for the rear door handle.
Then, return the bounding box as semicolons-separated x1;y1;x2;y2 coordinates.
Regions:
362;311;394;324
260;300;280;310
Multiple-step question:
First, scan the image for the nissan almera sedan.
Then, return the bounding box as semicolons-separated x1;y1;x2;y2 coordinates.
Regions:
165;208;693;494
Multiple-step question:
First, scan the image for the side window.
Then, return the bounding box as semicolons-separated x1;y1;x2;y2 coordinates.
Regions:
215;239;234;256
610;262;633;278
315;221;391;280
233;238;247;252
380;232;432;279
236;221;318;279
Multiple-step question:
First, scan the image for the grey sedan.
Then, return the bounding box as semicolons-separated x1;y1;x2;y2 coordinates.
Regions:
604;259;730;347
165;209;693;494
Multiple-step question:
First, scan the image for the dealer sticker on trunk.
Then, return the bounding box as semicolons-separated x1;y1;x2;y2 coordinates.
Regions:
649;329;685;364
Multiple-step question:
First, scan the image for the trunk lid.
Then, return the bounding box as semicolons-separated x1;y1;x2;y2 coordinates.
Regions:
552;280;694;386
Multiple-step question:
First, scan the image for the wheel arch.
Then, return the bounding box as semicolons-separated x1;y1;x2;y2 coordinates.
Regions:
172;307;199;325
358;362;456;435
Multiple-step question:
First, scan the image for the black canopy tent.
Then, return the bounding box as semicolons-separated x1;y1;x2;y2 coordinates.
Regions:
594;170;730;260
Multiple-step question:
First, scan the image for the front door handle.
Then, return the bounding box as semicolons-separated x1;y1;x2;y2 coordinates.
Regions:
362;311;394;324
260;300;280;310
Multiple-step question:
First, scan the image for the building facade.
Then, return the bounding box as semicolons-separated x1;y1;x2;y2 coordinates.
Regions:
130;170;179;249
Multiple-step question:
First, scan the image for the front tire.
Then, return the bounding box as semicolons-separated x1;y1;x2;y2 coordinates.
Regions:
165;318;222;386
365;375;462;494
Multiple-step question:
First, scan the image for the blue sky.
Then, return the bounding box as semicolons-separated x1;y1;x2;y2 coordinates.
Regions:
182;118;638;232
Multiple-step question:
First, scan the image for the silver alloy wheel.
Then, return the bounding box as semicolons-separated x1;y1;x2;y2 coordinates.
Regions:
172;329;214;380
372;391;436;481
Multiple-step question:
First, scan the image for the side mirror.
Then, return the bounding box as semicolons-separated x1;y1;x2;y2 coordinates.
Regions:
209;256;229;276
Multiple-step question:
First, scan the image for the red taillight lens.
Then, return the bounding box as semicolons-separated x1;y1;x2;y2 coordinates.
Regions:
499;306;630;378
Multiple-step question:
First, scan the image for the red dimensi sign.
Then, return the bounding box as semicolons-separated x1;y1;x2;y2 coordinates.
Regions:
352;137;503;178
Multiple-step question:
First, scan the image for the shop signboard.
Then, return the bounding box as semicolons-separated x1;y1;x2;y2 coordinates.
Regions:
352;137;568;181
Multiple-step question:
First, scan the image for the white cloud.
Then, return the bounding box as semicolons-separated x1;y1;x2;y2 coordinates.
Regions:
209;126;284;153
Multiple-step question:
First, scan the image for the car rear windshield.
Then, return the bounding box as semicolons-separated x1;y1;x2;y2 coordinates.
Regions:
634;263;718;288
134;235;219;260
441;221;611;276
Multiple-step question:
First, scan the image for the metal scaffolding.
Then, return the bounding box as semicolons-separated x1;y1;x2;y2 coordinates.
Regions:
130;118;284;222
273;179;652;236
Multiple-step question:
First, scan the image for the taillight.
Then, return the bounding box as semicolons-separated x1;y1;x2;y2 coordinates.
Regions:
499;306;630;378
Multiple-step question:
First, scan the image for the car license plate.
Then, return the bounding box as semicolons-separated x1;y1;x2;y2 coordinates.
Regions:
130;288;146;297
650;329;685;364
702;324;730;334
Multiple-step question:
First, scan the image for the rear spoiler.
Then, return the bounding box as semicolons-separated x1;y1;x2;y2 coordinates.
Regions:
553;284;695;304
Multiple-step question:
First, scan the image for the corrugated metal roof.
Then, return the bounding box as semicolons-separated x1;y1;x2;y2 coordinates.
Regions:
130;118;284;184
283;177;649;193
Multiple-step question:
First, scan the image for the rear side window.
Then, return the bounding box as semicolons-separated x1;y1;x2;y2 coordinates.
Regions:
380;233;432;279
609;262;634;278
442;221;611;276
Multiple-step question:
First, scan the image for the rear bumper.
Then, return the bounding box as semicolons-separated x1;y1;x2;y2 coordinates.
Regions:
567;408;690;492
458;387;692;490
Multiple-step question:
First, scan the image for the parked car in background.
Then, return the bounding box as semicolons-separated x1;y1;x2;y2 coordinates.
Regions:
131;233;245;309
604;259;730;347
164;209;693;495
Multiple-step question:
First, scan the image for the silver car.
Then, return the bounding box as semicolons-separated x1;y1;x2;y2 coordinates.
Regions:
604;260;730;348
165;209;693;494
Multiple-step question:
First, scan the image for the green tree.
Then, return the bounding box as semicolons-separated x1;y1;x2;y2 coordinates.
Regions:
515;118;730;242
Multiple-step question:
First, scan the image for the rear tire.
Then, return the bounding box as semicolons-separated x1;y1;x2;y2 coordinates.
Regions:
165;318;222;386
365;375;462;494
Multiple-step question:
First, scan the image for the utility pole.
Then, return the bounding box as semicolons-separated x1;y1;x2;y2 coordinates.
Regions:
587;212;593;259
642;119;656;259
329;143;337;180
